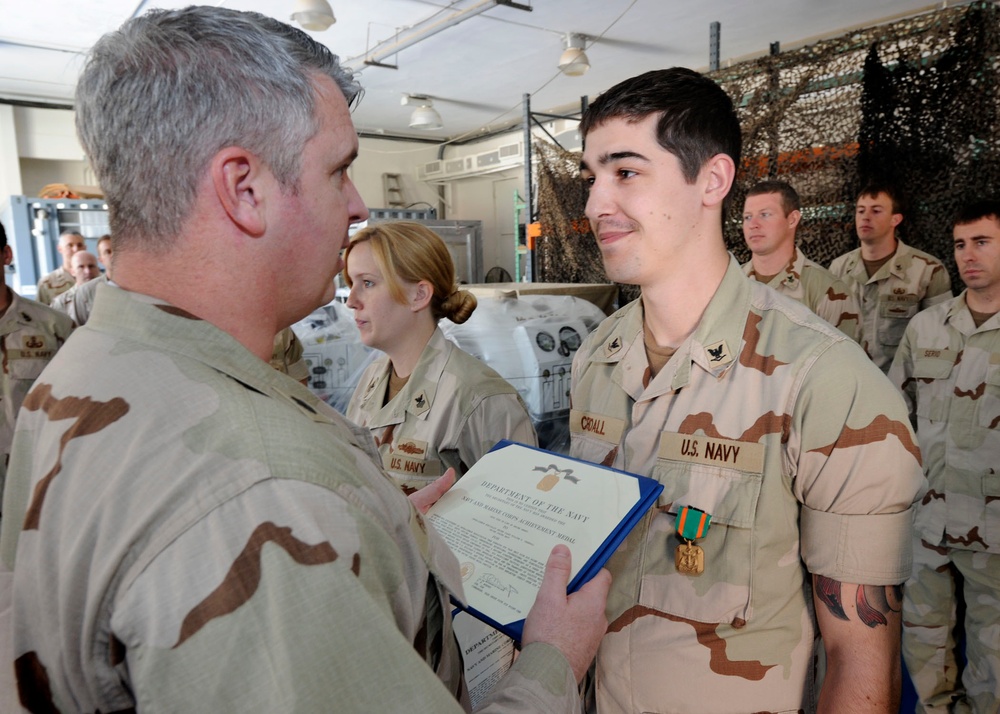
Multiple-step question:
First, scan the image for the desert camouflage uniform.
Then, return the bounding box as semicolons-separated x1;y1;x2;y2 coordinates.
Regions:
35;266;75;307
48;286;76;316
830;238;952;372
742;247;862;341
349;327;536;493
570;257;924;714
57;276;308;382
888;293;1000;714
55;273;109;326
270;326;309;383
0;288;73;500
0;284;579;713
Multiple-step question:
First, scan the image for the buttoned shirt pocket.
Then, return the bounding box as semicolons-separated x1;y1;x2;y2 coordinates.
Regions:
878;296;919;347
911;354;955;423
638;459;763;626
8;352;50;381
979;357;1000;430
569;408;625;467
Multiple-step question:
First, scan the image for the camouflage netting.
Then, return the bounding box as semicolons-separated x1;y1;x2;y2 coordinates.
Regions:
534;1;1000;298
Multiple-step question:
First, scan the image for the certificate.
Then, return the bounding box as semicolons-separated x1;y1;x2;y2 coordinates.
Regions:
427;440;662;642
452;611;515;711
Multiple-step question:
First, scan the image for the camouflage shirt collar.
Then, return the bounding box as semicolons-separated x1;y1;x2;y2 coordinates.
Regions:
599;255;748;393
742;246;806;291
87;284;335;422
860;238;912;282
784;246;808;288
885;238;915;279
948;291;1000;334
686;255;749;380
0;288;32;330
357;327;448;426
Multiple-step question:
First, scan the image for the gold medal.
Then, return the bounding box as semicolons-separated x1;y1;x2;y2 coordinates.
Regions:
675;505;711;576
675;539;705;575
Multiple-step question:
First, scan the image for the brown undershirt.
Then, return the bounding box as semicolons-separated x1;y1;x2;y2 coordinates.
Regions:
969;307;999;328
643;322;678;380
752;271;780;285
863;250;895;278
386;367;410;405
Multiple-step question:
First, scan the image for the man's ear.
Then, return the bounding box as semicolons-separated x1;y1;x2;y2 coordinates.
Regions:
410;280;434;312
891;213;903;228
210;147;268;238
2;245;13;267
702;153;736;209
787;209;803;230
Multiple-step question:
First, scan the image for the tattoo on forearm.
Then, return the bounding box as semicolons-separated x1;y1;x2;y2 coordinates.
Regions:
815;576;902;628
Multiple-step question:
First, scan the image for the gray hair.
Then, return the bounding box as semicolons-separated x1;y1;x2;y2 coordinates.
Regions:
75;6;361;249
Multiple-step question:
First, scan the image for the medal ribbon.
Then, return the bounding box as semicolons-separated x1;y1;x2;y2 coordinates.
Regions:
677;505;711;541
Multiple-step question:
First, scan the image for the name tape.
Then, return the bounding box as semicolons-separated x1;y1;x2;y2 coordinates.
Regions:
658;432;764;472
569;409;626;444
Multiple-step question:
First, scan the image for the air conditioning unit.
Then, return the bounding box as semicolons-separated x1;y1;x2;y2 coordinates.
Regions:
416;140;524;182
417;159;443;180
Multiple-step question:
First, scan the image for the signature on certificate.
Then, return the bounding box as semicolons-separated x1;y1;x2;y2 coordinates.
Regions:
477;573;519;599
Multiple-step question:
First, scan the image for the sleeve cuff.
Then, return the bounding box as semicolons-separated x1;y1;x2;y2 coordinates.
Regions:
510;641;576;687
800;505;914;584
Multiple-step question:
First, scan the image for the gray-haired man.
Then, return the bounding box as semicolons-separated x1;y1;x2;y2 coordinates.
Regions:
0;7;608;712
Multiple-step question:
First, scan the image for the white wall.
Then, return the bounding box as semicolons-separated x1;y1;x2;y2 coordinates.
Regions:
446;171;522;278
14;106;84;162
434;123;579;280
0;105;22;203
354;136;441;213
1;106;90;215
19;158;88;197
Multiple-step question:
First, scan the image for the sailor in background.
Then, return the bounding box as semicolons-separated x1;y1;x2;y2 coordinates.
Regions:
345;221;536;493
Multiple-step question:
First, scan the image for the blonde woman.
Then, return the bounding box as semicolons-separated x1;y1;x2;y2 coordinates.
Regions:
344;221;536;493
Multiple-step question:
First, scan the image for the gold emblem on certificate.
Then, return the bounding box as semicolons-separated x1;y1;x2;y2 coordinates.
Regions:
675;505;711;577
532;464;579;492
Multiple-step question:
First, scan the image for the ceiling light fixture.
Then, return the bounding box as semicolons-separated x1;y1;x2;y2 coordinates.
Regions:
291;0;336;32
402;94;443;131
558;33;590;76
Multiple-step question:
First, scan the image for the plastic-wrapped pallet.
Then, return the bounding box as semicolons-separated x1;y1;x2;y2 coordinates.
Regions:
440;293;606;454
292;301;377;415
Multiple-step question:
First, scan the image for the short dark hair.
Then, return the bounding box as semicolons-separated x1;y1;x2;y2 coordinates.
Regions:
0;222;7;251
857;182;905;215
746;180;800;215
953;199;1000;228
580;67;742;185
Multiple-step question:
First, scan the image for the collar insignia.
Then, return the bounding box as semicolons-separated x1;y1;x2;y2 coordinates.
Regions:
411;390;430;415
705;339;733;366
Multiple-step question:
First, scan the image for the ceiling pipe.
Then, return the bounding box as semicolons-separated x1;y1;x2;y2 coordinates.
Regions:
347;0;530;71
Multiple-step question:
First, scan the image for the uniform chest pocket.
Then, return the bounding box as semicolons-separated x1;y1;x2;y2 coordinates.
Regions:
879;296;919;320
878;298;919;347
638;460;762;626
569;409;625;466
8;354;49;381
979;359;1000;430
911;354;956;423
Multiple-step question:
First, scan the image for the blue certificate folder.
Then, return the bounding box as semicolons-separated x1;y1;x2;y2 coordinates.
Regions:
431;440;663;643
